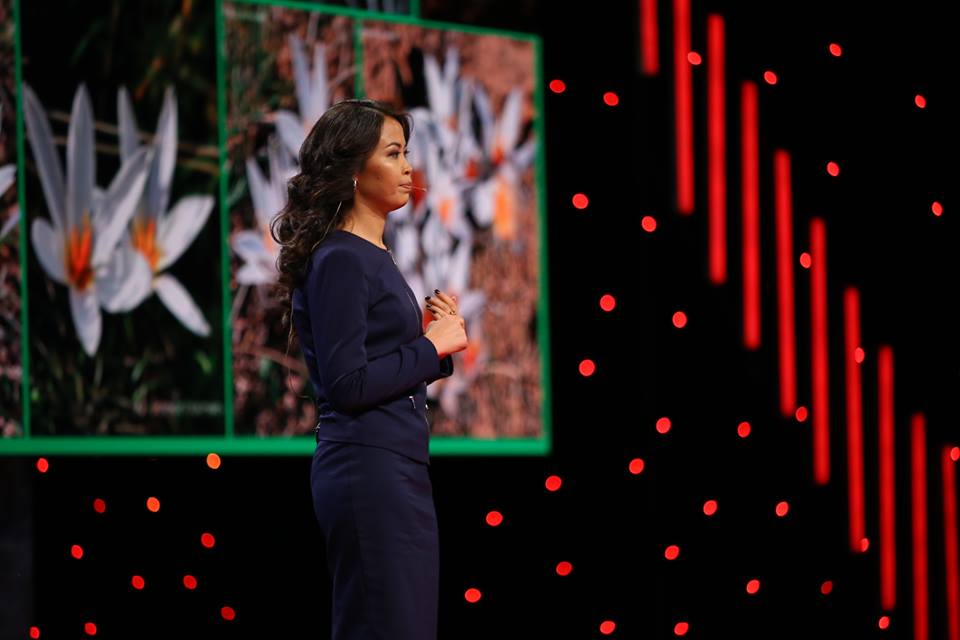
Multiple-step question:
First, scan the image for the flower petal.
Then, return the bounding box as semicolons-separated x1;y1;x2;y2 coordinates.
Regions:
472;83;495;155
146;86;177;218
288;33;311;124
67;84;95;231
274;110;305;160
0;207;19;241
22;84;66;231
497;87;524;153
231;229;269;262
30;216;67;284
470;176;495;227
245;155;271;226
423;52;445;118
116;86;140;164
0;164;15;196
156;195;214;271
236;260;274;285
510;137;536;171
307;41;329;126
69;285;101;356
449;232;473;293
154;273;211;336
91;146;151;266
96;241;153;312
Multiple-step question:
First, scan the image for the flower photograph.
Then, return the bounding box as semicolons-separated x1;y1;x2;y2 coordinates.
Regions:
18;0;223;436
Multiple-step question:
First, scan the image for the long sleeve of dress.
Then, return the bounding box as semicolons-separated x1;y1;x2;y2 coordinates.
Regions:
308;247;445;414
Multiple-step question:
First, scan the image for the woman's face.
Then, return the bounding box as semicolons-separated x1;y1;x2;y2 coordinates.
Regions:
355;117;414;213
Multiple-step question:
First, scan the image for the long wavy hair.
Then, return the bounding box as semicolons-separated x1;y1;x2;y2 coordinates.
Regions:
269;98;413;367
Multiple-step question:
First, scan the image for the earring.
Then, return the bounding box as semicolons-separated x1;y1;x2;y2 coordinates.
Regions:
353;177;358;191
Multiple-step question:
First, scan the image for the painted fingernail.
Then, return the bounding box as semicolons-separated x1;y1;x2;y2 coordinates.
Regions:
434;289;440;294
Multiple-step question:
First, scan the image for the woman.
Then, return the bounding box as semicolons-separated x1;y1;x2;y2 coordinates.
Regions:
271;98;469;639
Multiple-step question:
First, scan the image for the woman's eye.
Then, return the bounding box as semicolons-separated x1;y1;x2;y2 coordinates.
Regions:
390;150;411;157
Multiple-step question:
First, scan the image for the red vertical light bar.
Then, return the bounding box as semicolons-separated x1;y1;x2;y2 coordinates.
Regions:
707;14;726;284
773;150;796;417
844;289;864;530
741;81;760;350
673;0;694;214
640;0;660;75
943;446;960;640
912;412;929;640
878;345;897;609
810;219;830;487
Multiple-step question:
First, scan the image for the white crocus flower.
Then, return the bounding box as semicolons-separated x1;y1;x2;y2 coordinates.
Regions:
471;85;536;244
117;86;215;336
233;137;295;284
274;33;330;160
23;83;152;356
0;104;18;241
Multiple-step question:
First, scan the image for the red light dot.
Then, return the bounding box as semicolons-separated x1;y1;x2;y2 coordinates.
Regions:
464;588;482;603
703;500;718;516
556;561;573;576
795;406;808;422
854;347;865;363
674;621;690;636
737;421;751;438
201;532;216;548
820;580;833;595
545;475;562;491
656;417;672;434
775;501;789;517
763;70;777;85
183;575;197;590
206;453;221;469
221;606;236;621
549;79;566;94
579;359;596;377
799;252;811;269
915;94;926;109
599;294;616;312
146;497;160;512
628;458;645;475
603;91;619;106
672;311;687;328
951;447;959;461
71;544;84;560
131;575;145;590
860;537;870;552
829;43;842;57
641;215;657;232
826;161;840;176
600;620;617;635
486;511;504;527
84;622;97;636
686;51;701;65
746;579;761;594
664;545;680;560
29;627;40;639
93;498;106;514
36;458;49;473
932;201;943;216
572;193;589;209
878;616;890;629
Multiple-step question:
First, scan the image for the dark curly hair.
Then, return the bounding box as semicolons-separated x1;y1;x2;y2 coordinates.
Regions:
269;98;413;368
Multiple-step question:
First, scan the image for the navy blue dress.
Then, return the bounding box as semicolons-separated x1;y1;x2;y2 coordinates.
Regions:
292;229;454;640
